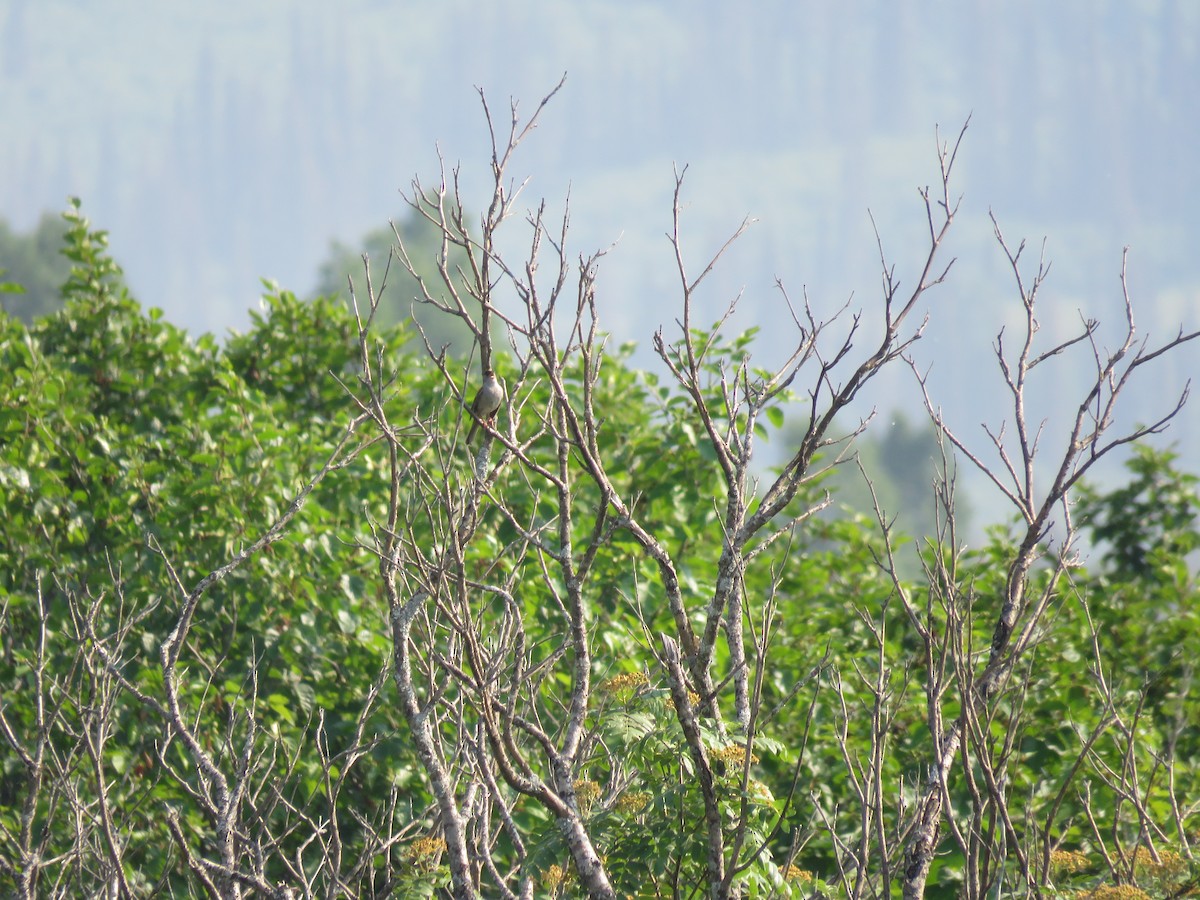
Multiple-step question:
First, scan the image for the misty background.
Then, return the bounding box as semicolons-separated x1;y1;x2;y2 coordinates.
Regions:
2;0;1198;527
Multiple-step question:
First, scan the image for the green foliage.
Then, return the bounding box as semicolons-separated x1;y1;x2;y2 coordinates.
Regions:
1077;444;1200;584
0;202;424;893
0;204;96;323
1073;444;1200;777
1073;447;1200;713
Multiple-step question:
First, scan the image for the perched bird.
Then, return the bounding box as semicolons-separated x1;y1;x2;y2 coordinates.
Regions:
466;368;505;445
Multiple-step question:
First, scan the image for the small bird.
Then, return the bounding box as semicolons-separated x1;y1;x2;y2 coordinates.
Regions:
466;368;505;445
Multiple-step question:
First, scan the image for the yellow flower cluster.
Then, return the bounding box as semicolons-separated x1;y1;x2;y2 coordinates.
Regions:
709;743;759;766
614;790;651;814
1080;886;1151;900
1132;846;1186;879
687;691;701;707
542;863;567;891
783;865;814;882
747;779;774;803
1049;849;1090;875
574;778;602;815
405;835;446;868
599;671;649;694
